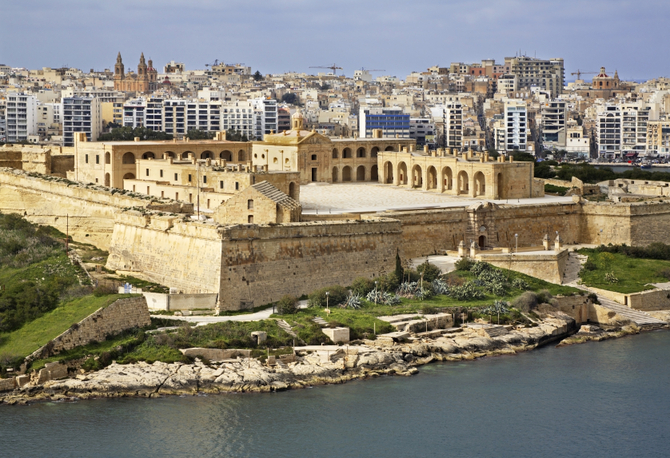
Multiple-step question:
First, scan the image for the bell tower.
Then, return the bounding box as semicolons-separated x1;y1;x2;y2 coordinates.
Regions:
114;52;124;79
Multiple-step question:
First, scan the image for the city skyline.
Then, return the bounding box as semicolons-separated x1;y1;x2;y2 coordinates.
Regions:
2;0;669;80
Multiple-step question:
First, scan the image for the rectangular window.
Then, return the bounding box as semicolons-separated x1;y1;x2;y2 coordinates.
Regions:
248;215;254;224
96;155;99;164
248;199;254;209
85;154;88;163
203;176;207;184
235;182;239;190
174;173;178;181
160;170;163;178
146;169;149;176
176;192;179;200
219;181;224;189
188;174;192;182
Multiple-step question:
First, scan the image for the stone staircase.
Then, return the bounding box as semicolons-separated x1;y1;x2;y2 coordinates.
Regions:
276;319;297;337
312;316;328;327
594;295;666;327
562;252;587;285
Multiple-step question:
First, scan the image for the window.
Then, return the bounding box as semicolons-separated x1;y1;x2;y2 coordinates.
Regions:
174;173;178;181
235;182;239;190
248;215;254;224
248;199;254;209
219;181;224;189
160;170;163;178
146;169;149;177
311;154;317;160
188;174;192;182
85;154;89;163
96;155;100;164
203;176;207;184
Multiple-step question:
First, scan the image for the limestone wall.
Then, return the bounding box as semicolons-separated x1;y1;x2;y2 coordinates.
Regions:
554;295;590;324
626;289;670;311
218;219;402;310
143;292;218;311
477;250;569;284
27;297;151;361
106;214;223;294
0;169;188;250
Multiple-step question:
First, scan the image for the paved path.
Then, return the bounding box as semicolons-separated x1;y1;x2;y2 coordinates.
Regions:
300;183;574;214
150;301;310;326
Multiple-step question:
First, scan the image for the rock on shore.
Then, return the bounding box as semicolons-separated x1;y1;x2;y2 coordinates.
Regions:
1;314;576;405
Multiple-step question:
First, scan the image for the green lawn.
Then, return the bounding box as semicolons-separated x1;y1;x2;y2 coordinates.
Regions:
0;294;131;360
578;249;670;294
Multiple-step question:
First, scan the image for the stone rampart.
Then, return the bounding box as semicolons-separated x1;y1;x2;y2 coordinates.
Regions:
0;169;190;250
627;289;670;311
476;249;569;284
143;292;219;311
27;297;151;361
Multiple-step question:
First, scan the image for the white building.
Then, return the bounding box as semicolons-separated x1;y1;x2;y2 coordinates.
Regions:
409;117;436;147
431;102;463;149
498;99;527;152
220;101;256;139
596;104;621;159
541;100;567;150
123;97;164;131
5;93;38;143
251;98;278;138
62;96;101;146
565;120;590;157
620;102;655;157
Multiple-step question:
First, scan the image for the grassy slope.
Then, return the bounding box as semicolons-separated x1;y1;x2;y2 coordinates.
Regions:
578;250;670;294
0;294;129;360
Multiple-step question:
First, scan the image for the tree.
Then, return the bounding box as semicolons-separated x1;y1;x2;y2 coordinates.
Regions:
98;126;172;141
186;129;214;140
253;70;263;82
281;93;300;106
225;129;249;142
395;250;404;282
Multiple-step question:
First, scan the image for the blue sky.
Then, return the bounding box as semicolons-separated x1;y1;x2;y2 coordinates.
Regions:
1;0;668;81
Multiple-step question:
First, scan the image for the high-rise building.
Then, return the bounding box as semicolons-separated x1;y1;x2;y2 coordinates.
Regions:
251;98;278;138
496;100;528;152
5;93;38;143
596;104;622;159
504;56;564;98
620;102;652;156
646;121;670;156
62;96;101;146
409;118;436;147
541;100;567;150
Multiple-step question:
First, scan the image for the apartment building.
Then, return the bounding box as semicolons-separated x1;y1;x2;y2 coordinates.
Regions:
431;102;463;149
409;117;436;147
359;106;410;138
5;93;38;143
620;102;652;156
251;98;278;137
565;120;590;157
541;100;566;150
596;104;622;158
646;120;670;156
123;97;163;131
496;100;528;152
504;56;565;98
62;96;101;146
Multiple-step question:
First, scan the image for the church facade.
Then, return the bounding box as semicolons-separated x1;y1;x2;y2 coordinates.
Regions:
113;52;158;93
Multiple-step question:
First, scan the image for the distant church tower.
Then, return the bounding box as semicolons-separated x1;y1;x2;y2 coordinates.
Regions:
114;52;124;81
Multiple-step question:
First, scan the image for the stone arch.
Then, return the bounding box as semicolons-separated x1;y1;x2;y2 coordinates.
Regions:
356;147;366;158
383;161;394;183
332;148;339;159
104;173;110;187
371;165;378;182
342;166;352;182
332;166;339;182
356;165;366;181
201;150;213;159
385;145;395;151
457;170;469;195
122;152;136;164
123;172;135;180
442;167;453;191
238;150;246;161
411;164;423;188
142;152;155;159
181;151;193;160
371;146;380;158
398;162;408;185
289;182;297;200
474;171;486;196
220;150;232;161
427;166;437;190
105;152;111;164
343;147;352;158
163;151;175;159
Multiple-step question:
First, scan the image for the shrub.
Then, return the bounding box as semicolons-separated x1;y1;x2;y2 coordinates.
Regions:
377;272;400;293
93;284;117;297
455;257;475;271
605;272;619;284
583;258;597;271
432;278;449;295
512;291;538;313
511;278;530;290
536;289;553;304
416;261;442;282
341;293;362;309
350;277;375;296
276;295;298;315
308;285;348;308
470;261;491;276
448;282;485;301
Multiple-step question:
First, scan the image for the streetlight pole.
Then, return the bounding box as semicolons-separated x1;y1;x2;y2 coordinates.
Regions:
515;233;518;253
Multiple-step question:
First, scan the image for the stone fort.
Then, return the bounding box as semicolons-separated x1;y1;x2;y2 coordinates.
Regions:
3;123;670;310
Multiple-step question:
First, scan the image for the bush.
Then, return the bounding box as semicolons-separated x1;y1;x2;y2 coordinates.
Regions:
512;291;538;313
308;285;348;308
470;261;491;276
536;289;553;304
658;269;670;280
350;277;375;296
93;284;117;297
416;261;442;282
448;282;485;301
377;272;400;293
455;257;475;271
583;258;597;271
276;295;298;315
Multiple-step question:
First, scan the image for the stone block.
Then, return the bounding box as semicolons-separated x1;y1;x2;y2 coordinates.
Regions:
179;348;252;361
45;362;68;380
16;375;30;388
322;327;350;343
0;377;16;392
251;331;267;344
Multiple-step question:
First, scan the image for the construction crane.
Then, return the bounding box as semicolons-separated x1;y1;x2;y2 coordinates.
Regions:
359;68;386;72
310;64;343;75
571;70;598;80
205;59;220;69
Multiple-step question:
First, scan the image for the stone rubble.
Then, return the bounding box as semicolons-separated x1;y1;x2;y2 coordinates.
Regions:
0;313;604;405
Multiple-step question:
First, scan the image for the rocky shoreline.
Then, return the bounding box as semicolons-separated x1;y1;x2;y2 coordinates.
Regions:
2;311;668;406
1;312;583;405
